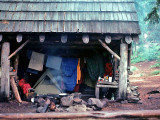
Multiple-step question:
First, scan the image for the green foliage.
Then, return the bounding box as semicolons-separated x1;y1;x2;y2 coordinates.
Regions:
131;43;160;63
151;60;160;68
151;70;160;75
145;0;160;24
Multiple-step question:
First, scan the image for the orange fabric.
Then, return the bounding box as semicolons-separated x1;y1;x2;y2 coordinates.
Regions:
77;59;81;84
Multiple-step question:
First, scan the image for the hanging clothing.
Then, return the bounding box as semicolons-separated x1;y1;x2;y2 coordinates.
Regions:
19;79;31;95
104;63;113;77
86;54;105;81
77;58;81;84
74;58;83;92
61;58;78;92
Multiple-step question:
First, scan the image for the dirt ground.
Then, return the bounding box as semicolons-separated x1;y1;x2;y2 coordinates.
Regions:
103;60;160;111
0;61;160;113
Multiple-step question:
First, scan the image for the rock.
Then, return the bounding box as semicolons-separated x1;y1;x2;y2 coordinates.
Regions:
130;86;138;91
67;104;87;112
73;98;82;104
36;106;44;113
71;92;81;99
88;98;104;109
61;96;73;107
82;100;88;105
100;98;108;107
127;87;132;94
55;107;65;112
37;97;46;107
128;97;140;103
50;101;56;111
121;100;128;104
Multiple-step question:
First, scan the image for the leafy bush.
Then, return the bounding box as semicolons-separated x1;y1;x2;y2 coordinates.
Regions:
151;70;160;75
151;62;160;68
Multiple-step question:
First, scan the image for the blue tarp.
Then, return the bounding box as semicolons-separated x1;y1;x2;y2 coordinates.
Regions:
61;58;78;92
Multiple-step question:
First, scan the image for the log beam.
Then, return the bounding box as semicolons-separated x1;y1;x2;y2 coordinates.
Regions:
98;39;120;60
128;44;132;70
8;40;29;59
118;42;128;100
0;110;160;119
10;76;22;103
1;42;10;98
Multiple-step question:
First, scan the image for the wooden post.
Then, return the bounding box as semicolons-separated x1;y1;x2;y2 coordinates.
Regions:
1;42;10;98
118;42;128;100
10;76;22;103
128;44;132;71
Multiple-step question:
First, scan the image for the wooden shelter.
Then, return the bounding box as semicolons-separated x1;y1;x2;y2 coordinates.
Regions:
0;0;140;100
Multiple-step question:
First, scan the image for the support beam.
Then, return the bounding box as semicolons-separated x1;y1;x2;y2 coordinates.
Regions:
128;44;132;70
98;39;120;60
10;76;22;103
0;34;2;42
8;40;29;59
118;42;128;100
1;42;10;98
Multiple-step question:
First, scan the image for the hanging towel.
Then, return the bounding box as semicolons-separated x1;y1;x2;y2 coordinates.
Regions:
61;58;78;92
28;51;45;71
46;56;62;70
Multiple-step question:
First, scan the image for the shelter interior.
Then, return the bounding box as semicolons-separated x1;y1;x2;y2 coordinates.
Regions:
0;33;125;101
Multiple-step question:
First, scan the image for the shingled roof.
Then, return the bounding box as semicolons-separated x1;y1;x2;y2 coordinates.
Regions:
0;0;141;34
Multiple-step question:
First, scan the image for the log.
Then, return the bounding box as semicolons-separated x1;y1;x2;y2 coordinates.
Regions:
125;35;132;44
0;110;160;119
1;42;10;98
0;34;2;42
118;43;128;100
8;40;29;59
82;34;89;44
10;76;22;103
98;39;120;60
128;44;132;70
61;34;68;43
105;35;111;44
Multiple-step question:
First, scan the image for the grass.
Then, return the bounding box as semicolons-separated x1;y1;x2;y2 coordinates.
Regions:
151;70;160;75
150;62;160;68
